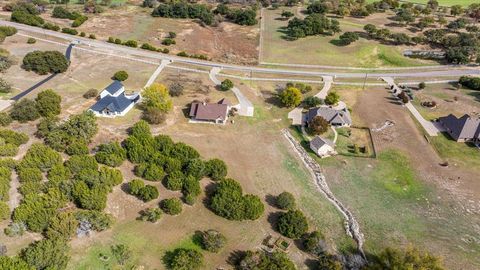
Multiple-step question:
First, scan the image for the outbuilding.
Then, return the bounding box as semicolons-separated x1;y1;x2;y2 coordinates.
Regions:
310;136;336;158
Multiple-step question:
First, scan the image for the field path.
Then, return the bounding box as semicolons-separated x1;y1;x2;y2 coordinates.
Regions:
282;129;366;259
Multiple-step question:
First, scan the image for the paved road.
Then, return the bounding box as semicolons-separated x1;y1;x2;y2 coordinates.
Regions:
11;43;74;101
2;20;479;80
315;76;333;99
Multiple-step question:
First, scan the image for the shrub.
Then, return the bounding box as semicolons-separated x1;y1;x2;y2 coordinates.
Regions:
113;70;128;81
182;175;200;197
141;43;157;51
27;37;36;44
83;88;98;99
111;244;132;266
325;91;340;105
0;26;17;36
0;256;31;269
165;248;204;270
134;163;165;181
219;79;234;91
20;237;70;270
142;83;173;113
277;210;309;239
79;32;86;37
168;31;177;38
17;167;42;182
45;211;78;240
43;23;60;31
338;31;359;45
237;250;296;269
205;158;227;181
72;15;88;27
143;107;166;125
65;139;89;156
184;158;205;180
89;34;96;39
10;99;40;123
418;82;426;89
169;82;184;97
123;40;138;47
52;6;72;19
128;179;144;195
0;78;11;93
161;198;182;215
302;231;326;256
459;76;480;90
62;28;78;35
94;142;126;167
0;113;12;126
11;10;44;27
164;170;184;191
199;229;226;253
75;210;113;232
0;201;9;220
4;222;26;237
303;96;323;108
279;87;302;108
22;51;69;75
19;143;62;172
139;207;162;222
162;38;176;46
35;89;62;117
137;185;159;202
0;129;28;146
276;191;296;210
308;116;329;135
368;247;445;270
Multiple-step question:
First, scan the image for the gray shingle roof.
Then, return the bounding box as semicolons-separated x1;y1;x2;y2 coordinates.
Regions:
310;136;335;150
438;114;480;141
104;80;124;95
90;93;140;113
306;107;352;126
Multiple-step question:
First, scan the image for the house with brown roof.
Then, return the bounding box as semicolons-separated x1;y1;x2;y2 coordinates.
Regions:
437;114;480;142
189;98;231;124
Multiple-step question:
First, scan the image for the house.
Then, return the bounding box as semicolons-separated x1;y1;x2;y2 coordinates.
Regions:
89;81;140;118
189;98;231;124
437;114;480;142
310;136;336;158
305;106;352;127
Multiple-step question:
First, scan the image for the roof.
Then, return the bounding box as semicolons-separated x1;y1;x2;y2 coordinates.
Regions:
90;93;140;113
306;107;352;126
104;80;124;95
189;100;229;121
310;136;335;150
438;114;480;141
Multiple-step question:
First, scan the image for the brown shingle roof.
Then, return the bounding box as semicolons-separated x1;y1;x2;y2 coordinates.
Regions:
189;100;229;121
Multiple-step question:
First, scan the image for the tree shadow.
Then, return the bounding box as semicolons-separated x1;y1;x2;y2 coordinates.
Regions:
192;230;204;248
267;211;282;232
226;250;247;266
201;182;217;210
304;258;319;269
329;39;345;46
264;194;278;208
120;182;130;194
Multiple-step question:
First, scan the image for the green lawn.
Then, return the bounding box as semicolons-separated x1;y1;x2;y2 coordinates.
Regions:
430;132;480;168
261;8;437;67
384;0;477;7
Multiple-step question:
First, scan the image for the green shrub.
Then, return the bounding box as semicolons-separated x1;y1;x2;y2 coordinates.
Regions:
72;15;88;27
19;143;62;172
65;139;89;156
22;50;69;75
52;6;73;19
302;231;326;256
45;211;78;240
94;142;126;167
161;198;182;215
220;79;234;91
75;210;113;232
0;201;9;220
141;43;157;51
20;237;70;270
276;191;296;210
65;155;98;175
10;99;40;123
0;143;18;157
17;167;42;183
89;34;96;39
139;208;162;222
113;70;128;81
134;163;165;181
27;37;36;44
79;32;86;37
61;27;78;35
162;38;176;46
0;26;17;36
459;76;480;90
35;89;62;117
4;222;26;237
83;88;98;99
164;170;184;190
184;158;205;180
0;113;12;127
199;229;226;253
123;40;138;47
0;129;28;146
137;185;159;202
11;10;44;27
205;159;227;181
43;23;60;31
164;248;203;270
128;179;145;195
277;210;309;239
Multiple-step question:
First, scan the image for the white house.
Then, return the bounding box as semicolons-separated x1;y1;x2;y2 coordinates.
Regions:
310;136;336;158
89;81;140;118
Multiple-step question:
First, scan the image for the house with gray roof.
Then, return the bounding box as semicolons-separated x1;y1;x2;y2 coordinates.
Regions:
189;98;231;124
89;81;140;118
438;114;480;142
310;136;336;158
305;106;352;127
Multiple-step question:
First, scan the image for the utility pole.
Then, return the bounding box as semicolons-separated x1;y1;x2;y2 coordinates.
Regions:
362;73;368;90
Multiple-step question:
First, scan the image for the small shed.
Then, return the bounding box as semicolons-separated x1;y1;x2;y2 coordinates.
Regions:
310;136;336;158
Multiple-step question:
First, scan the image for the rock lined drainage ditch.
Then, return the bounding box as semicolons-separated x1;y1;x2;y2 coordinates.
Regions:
282;129;366;259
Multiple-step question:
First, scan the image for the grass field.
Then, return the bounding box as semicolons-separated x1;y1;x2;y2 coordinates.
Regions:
261;8;438;67
385;0;478;6
430;133;480;168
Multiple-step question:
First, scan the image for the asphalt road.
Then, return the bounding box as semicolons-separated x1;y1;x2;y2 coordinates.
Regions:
2;20;479;80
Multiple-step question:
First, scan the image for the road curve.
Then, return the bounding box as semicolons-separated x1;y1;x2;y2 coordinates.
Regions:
2;20;479;80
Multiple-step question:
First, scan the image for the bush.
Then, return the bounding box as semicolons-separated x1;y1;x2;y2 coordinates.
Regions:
162;38;176;46
279;87;302;108
303;96;323;108
325;91;340;105
17;167;42;182
137;185;159;202
237;250;296;270
113;70;128;81
277;210;309;239
302;231;326;256
459;76;480;90
0;78;11;93
10;99;40;123
0;113;12;126
134;163;165;181
75;210;113;232
65;139;89;156
219;79;234;91
94;142;126;167
45;211;78;240
0;129;28;146
0;201;9;220
72;15;88;27
35;89;62;117
89;34;96;39
65;154;98;174
418;82;426;89
199;229;226;253
22;50;69;75
11;10;44;27
161;198;182;215
143;107;166;125
205;158;227;181
165;248;204;270
123;40;138;47
128;179;144;195
83;88;98;99
43;23;60;31
169;82;184;97
52;6;73;19
0;26;17;37
20;237;70;270
139;207;162;222
164;170;184;191
79;32;86;37
27;37;36;44
276;191;296;210
62;27;78;35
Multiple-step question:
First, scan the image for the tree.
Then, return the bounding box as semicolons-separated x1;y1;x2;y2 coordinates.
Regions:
281;10;294;19
20;238;70;270
142;83;173;113
395;9;415;25
324;91;340;105
164;171;184;190
277;210;309;239
113;70;128;81
22;51;69;75
138;185;159;202
279;87;302;108
205;158;227;181
94;142;126;167
35;89;61;117
238;250;296;270
307;1;327;14
0;78;12;93
65;139;89;156
143;107;166;125
302;231;327;256
0;201;9;220
308;116;329;135
161;198;182;215
111;244;132;266
128;179;145;195
10;99;40;123
418;82;426;89
220;79;234;91
165;248;204;270
200;230;226;253
276;191;296;210
45;211;78;240
139;207;162;222
0;256;33;270
0;112;12;126
303;96;322;108
338;32;359;45
83;88;98;99
169;82;184;97
450;5;463;16
390;33;411;45
426;0;439;11
366;247;445;270
317;254;343;270
459;76;480;90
